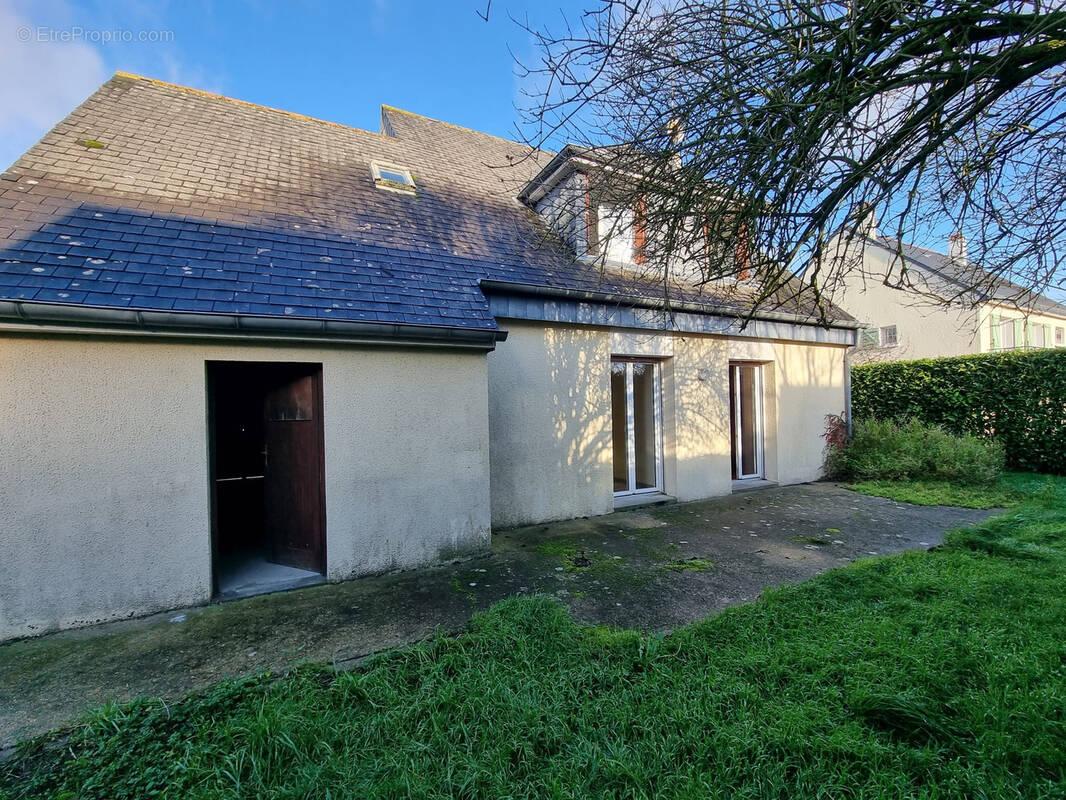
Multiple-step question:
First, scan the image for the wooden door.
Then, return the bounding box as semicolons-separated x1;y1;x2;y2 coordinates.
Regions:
263;368;325;572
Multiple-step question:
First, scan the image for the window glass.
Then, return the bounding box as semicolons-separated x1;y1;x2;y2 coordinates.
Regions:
598;204;634;263
610;363;628;493
1056;327;1064;345
378;168;410;184
880;325;898;347
632;363;657;490
371;162;415;190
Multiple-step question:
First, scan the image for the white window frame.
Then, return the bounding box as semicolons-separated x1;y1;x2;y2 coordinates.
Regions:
370;161;416;193
879;325;898;347
612;359;664;497
732;363;765;481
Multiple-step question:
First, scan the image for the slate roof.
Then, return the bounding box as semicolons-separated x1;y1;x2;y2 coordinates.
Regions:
870;236;1066;319
0;73;846;337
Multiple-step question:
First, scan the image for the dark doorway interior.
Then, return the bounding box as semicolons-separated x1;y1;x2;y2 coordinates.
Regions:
209;362;326;599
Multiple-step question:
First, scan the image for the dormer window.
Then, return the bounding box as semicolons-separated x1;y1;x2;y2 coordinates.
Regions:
597;203;635;263
371;161;416;193
585;187;647;265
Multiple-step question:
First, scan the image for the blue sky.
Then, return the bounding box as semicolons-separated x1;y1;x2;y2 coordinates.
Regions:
3;0;1063;298
0;0;582;170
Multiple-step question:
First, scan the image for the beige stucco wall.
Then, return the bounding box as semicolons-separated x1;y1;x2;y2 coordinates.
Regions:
486;323;615;528
0;332;490;641
826;235;1066;362
487;320;846;528
975;303;1066;352
828;241;982;362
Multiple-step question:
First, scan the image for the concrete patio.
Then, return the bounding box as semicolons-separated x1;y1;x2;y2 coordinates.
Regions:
0;482;994;747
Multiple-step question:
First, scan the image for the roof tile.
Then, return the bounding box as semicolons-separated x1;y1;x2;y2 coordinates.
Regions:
0;73;838;329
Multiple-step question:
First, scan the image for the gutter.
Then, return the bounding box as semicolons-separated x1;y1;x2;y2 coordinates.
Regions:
479;279;863;331
0;300;506;350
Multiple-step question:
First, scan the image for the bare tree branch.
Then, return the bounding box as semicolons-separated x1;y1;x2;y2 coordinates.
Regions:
516;0;1066;321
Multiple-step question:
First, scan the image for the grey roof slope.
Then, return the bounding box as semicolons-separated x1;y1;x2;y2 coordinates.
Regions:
0;73;847;336
870;236;1066;318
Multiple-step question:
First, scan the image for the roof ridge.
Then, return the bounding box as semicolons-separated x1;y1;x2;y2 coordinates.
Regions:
872;233;1066;315
380;104;541;151
112;71;389;139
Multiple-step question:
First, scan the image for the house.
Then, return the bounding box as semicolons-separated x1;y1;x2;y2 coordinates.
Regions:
0;73;858;641
822;217;1066;363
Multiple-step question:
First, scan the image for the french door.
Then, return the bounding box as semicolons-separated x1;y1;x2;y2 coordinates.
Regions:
730;363;764;480
611;359;663;495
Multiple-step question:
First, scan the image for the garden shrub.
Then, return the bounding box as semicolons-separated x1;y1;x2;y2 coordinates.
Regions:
827;418;1004;485
851;349;1066;474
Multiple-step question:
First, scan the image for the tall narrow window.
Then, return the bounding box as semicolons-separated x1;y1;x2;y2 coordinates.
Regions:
611;359;663;496
598;204;635;263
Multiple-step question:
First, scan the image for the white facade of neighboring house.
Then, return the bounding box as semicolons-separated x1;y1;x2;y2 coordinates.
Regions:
0;74;858;641
824;224;1066;363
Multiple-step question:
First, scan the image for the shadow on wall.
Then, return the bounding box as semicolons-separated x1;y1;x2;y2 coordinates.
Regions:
543;324;612;490
772;343;843;482
671;341;735;493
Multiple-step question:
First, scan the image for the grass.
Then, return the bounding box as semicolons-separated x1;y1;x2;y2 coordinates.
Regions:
848;471;1048;509
4;478;1066;799
662;557;713;572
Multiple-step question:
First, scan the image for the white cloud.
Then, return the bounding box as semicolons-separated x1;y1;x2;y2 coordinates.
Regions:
0;0;108;169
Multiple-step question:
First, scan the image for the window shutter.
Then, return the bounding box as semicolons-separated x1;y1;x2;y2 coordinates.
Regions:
584;173;598;256
860;327;880;347
1044;325;1051;348
735;222;751;281
702;214;711;267
633;195;646;265
989;314;1000;349
1015;318;1024;348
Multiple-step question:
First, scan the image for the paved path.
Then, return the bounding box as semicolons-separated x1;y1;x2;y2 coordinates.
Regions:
0;483;994;746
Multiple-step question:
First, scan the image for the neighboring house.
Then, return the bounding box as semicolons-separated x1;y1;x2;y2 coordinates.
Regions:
0;73;858;641
823;220;1066;363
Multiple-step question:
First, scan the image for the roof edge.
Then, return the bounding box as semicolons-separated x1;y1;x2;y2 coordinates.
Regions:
864;233;1066;318
480;280;862;330
112;72;389;139
0;301;505;350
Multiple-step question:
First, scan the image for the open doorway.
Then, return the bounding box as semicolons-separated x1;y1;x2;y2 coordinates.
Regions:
208;362;326;599
729;362;764;481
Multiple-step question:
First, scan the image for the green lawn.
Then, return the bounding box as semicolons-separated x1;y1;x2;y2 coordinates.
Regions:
847;471;1052;509
5;477;1066;799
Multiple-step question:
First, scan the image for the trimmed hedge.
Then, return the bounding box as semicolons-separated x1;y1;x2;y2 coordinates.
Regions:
851;349;1066;474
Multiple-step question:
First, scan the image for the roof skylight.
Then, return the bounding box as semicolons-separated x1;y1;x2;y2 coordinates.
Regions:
371;161;416;193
